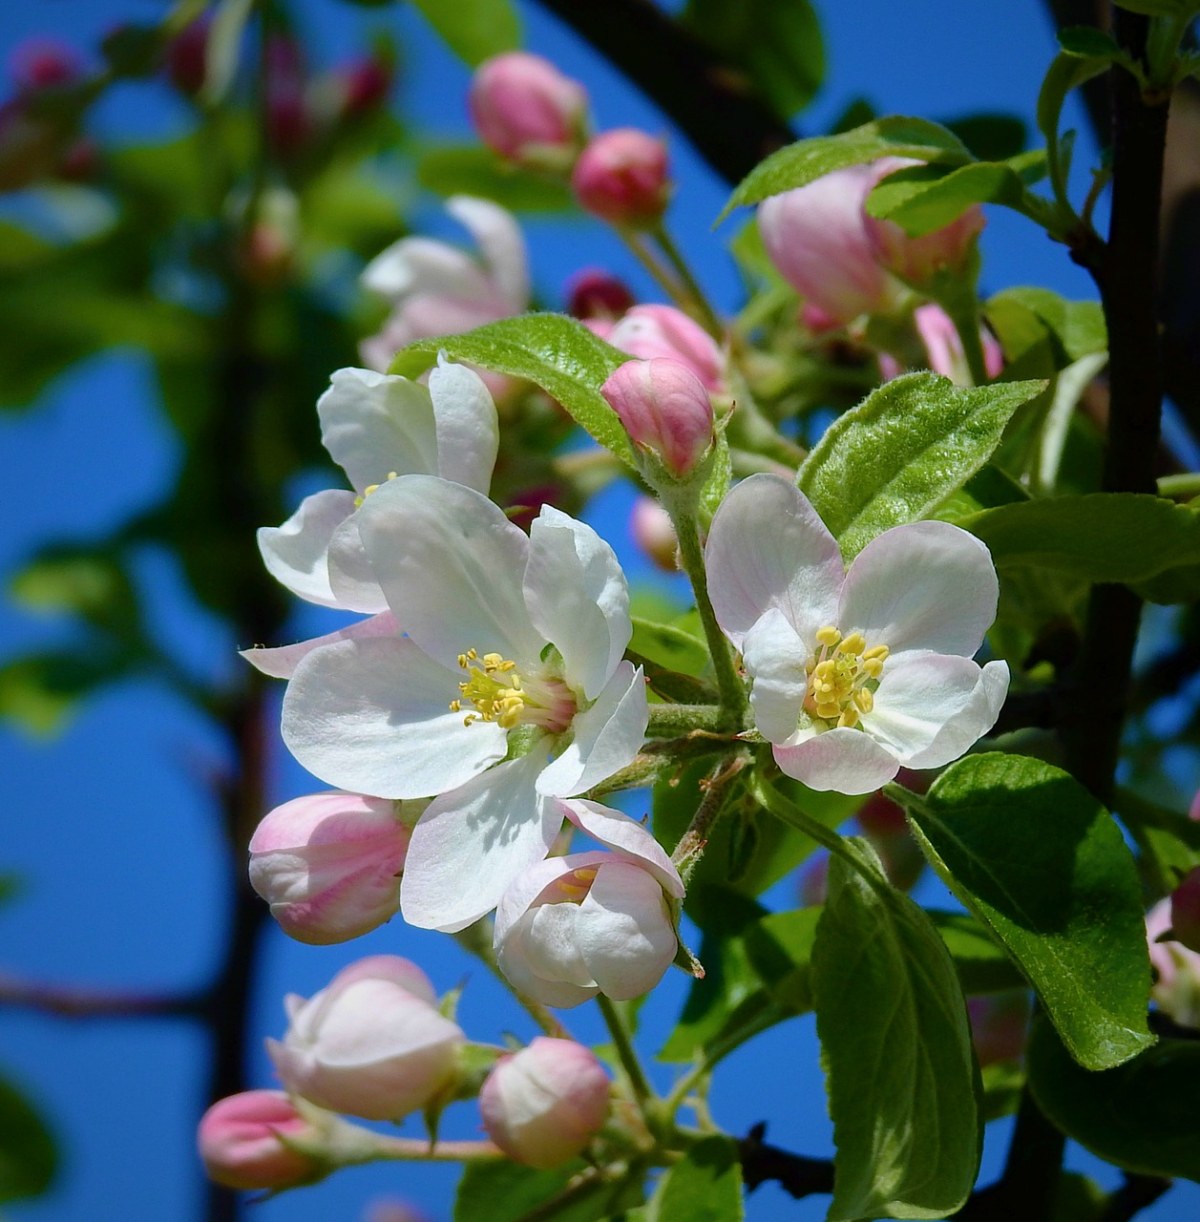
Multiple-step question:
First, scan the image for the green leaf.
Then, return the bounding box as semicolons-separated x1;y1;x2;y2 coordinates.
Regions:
10;546;139;639
866;160;1040;237
409;0;521;67
813;845;980;1220
984;287;1106;366
1028;1018;1200;1179
455;1158;617;1222
416;145;574;211
389;314;635;468
0;1074;57;1203
652;1136;743;1222
929;910;1026;994
797;372;1043;559
629;615;709;679
718;116;974;224
899;754;1154;1070
1113;0;1199;14
741;906;821;1013
964;494;1200;584
0;648;138;736
1036;51;1111;206
1058;27;1122;59
682;0;823;121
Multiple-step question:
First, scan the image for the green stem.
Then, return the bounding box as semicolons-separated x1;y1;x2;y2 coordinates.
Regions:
651;223;725;339
1157;471;1200;499
363;1137;505;1164
647;703;727;735
596;994;655;1107
670;752;748;879
619;229;689;304
670;510;748;730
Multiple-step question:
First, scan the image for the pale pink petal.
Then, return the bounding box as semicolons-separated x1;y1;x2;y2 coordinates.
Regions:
400;753;562;931
361;234;493;302
773;727;900;794
282;635;506;798
536;662;647;798
447;195;529;309
354;475;542;670
705;474;843;649
257;490;358;608
839;520;999;657
240;611;397;679
897;658;1009;769
560;799;682;896
524;506;630;700
496;909;597;1008
520;903;593;987
493;850;610;944
741;607;809;745
428;356;499;492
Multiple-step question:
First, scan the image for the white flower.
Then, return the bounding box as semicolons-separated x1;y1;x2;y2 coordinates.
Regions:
705;473;1009;794
359;195;529;372
493;798;683;1008
278;475;648;932
255;356;498;615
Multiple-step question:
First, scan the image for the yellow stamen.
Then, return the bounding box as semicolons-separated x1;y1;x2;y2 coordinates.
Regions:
803;626;889;731
815;625;842;648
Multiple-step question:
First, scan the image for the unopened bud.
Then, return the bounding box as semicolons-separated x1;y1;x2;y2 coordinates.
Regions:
197;1090;318;1190
249;791;409;945
607;303;725;392
567;267;635;320
469;52;586;170
1171;867;1200;954
601;357;714;479
571;129;669;228
913;303;1003;386
630;496;678;571
480;1038;611;1168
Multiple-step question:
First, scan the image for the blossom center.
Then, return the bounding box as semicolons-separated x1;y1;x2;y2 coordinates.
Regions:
803;625;889;730
554;866;598;903
449;648;575;733
354;471;399;507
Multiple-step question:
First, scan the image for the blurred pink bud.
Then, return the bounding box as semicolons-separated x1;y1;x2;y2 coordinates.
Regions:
57;137;99;182
601;357;715;478
571;129;669;228
249;791;410;945
1147;899;1200;1028
336;57;393;117
267;956;464;1120
1171;867;1200;954
364;1200;431;1222
913;303;1003;386
11;39;82;93
197;1090;317;1191
567;267;635;320
1189;789;1200;822
607;304;725;392
166;17;209;96
265;37;309;156
469;52;586;168
759;166;901;328
630;496;678;571
798;854;828;908
966;992;1030;1067
864;159;984;284
480;1038;610;1168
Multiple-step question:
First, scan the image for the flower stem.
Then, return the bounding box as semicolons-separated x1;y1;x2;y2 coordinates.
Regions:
650;223;725;339
646;702;727;735
596;993;655;1107
670;752;749;880
619;228;689;304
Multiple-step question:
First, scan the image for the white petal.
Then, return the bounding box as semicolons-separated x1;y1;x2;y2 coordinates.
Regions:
282;635;506;798
354;475;543;670
447;195;529;310
524;505;630;700
521;903;594;987
496;909;597;1008
493;850;610;944
240;611;398;679
773;727;900;794
428;356;499;492
576;863;677;1000
257;490;357;608
326;515;389;614
839;520;999;657
741;607;809;745
560;799;683;897
536;662;647;798
400;753;562;931
898;659;1009;769
361;234;493;302
705;474;843;649
317;367;439;493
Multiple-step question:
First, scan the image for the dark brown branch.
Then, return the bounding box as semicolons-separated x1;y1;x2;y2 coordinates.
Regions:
532;0;795;184
1098;1175;1172;1222
737;1123;834;1200
0;973;204;1020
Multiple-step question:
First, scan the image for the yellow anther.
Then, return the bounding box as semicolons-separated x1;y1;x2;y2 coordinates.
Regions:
863;644;890;662
804;626;889;731
815;625;842;648
837;632;866;656
854;688;874;714
449;699;462;713
837;707;860;729
863;657;885;679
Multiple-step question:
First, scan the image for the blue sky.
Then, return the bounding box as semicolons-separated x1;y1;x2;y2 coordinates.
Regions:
1;1;1197;1219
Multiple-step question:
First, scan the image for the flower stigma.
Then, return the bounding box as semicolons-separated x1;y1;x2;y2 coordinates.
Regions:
450;648;575;733
803;625;889;730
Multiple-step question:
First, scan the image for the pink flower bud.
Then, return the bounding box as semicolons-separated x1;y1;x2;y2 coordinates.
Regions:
480;1038;610;1168
1171;867;1200;954
913;303;1003;386
335;57;393;117
567;268;635;321
607;304;725;392
267;956;464;1120
864;159;984;285
759;166;902;327
571;129;669;228
798;854;828;908
601;357;714;478
197;1090;317;1191
11;39;82;93
1189;788;1200;823
630;495;678;571
249;791;410;945
166;17;209;96
468;52;586;168
1147;898;1200;1028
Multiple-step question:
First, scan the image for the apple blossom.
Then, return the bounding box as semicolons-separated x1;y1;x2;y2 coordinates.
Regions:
1170;867;1200;954
913;303;1004;386
197;1090;318;1190
480;1038;611;1168
267;956;464;1121
468;52;587;170
705;474;1009;794
360;195;529;373
278;476;648;932
571;129;669;228
494;798;683;1007
1147;898;1200;1028
603;303;725;392
255;356;498;614
248;791;412;945
601;357;715;479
